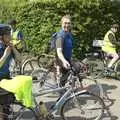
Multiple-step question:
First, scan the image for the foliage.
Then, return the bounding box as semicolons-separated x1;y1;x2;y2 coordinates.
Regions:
0;0;120;59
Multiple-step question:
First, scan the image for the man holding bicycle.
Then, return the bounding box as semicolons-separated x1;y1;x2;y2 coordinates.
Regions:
102;23;120;71
55;15;73;87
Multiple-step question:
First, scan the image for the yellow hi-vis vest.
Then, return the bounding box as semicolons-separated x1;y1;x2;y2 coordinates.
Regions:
11;30;22;50
0;75;33;108
102;30;116;54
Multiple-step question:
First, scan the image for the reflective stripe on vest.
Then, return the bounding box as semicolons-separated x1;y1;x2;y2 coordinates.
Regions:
12;30;19;40
11;30;22;49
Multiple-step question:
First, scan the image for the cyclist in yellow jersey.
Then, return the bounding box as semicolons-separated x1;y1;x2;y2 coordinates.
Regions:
102;23;120;70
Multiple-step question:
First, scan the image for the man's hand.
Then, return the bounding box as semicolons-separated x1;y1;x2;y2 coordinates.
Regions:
63;60;70;69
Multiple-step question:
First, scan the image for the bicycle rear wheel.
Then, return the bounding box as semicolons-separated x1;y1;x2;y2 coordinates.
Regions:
61;92;104;120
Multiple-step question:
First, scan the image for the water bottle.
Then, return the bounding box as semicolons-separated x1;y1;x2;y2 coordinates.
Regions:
39;101;48;118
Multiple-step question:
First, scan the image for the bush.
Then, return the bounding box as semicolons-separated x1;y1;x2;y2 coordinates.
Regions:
0;0;120;59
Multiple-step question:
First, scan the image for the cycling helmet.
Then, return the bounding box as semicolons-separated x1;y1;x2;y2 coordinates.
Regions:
8;19;17;25
0;24;11;36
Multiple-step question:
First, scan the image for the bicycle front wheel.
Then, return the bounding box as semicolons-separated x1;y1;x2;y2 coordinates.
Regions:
61;92;104;120
21;58;38;75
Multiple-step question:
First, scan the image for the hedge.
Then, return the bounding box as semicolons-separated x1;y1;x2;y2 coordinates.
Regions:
0;0;120;59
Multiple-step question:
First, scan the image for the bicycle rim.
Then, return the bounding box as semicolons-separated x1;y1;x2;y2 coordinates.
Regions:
61;92;104;120
21;58;38;75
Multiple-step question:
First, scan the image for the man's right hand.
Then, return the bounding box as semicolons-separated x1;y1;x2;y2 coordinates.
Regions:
63;60;70;69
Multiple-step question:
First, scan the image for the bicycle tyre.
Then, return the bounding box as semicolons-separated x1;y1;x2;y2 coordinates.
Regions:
21;58;38;75
61;92;104;120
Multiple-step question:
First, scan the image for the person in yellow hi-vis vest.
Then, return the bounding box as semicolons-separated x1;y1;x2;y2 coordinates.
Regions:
102;23;120;71
8;19;24;73
8;19;24;52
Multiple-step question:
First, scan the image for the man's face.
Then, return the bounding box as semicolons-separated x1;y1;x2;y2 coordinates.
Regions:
61;18;71;32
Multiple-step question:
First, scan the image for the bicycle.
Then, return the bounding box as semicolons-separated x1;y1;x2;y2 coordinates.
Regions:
83;39;120;79
31;60;88;87
0;74;105;120
21;53;54;76
31;62;108;100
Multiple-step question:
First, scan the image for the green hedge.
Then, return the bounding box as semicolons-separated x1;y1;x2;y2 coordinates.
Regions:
0;0;120;59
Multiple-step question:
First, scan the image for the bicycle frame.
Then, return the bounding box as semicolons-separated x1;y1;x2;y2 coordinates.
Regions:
33;85;87;114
